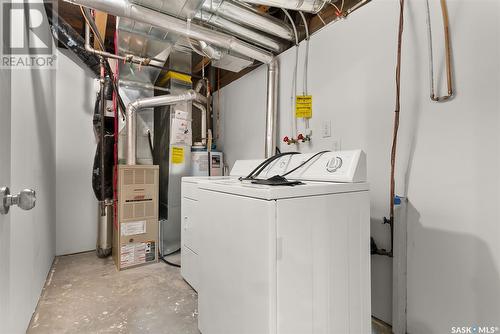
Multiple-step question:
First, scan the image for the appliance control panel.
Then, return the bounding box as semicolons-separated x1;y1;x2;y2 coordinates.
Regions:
289;150;366;182
255;150;367;183
231;150;366;183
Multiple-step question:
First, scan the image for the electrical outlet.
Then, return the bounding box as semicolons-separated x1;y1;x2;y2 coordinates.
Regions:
332;139;341;152
321;120;332;138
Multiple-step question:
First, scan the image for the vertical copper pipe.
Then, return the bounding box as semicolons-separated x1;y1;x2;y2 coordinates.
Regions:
441;0;453;97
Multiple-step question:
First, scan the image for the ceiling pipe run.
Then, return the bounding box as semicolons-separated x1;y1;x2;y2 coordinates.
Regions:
195;11;285;52
65;0;274;63
199;0;294;41
239;0;327;13
126;90;207;165
65;0;278;158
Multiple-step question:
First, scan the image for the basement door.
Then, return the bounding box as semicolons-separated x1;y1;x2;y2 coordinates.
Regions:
0;27;57;334
0;56;12;333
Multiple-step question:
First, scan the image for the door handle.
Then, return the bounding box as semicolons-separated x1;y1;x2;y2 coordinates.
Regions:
0;187;36;215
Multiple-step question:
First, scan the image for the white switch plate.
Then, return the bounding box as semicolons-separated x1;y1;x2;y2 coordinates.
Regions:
322;120;332;138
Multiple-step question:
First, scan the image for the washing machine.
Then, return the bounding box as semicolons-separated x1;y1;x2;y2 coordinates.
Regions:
194;150;371;334
180;159;264;290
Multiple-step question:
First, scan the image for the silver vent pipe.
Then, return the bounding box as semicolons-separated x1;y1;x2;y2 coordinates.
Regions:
199;0;294;41
240;0;327;13
126;90;207;165
265;59;278;158
195;11;285;52
65;0;278;158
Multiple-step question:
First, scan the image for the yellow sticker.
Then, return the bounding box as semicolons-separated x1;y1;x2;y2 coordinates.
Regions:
171;146;184;164
295;95;313;118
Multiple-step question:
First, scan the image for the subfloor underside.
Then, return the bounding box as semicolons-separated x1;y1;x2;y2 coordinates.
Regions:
28;252;391;334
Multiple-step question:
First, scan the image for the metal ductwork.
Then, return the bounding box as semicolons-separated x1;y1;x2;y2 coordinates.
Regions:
199;0;294;41
195;11;285;52
126;90;207;165
65;0;274;63
239;0;327;13
65;0;278;158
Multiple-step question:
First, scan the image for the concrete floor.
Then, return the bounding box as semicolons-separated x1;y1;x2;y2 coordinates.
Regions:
28;252;197;334
28;252;392;334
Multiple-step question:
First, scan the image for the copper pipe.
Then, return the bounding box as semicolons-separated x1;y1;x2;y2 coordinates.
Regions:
426;0;454;102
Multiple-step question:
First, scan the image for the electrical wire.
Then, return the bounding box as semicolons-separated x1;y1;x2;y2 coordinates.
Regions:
282;151;329;177
299;12;311;131
316;12;327;26
282;9;299;140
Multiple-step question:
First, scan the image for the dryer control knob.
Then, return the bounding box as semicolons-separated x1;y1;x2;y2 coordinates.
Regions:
326;157;343;173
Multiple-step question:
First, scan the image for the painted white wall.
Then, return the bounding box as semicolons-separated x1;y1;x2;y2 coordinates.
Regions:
55;50;98;256
216;0;500;332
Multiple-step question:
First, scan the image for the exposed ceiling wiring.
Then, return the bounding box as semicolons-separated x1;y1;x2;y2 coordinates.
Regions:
330;0;345;16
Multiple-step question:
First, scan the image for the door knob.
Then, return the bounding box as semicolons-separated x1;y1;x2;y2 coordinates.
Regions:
1;187;36;215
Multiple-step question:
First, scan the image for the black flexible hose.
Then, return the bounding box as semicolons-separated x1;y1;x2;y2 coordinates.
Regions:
282;151;330;177
160;256;181;268
147;130;154;157
241;152;299;181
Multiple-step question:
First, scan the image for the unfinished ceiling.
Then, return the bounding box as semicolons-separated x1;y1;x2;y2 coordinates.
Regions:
54;0;369;88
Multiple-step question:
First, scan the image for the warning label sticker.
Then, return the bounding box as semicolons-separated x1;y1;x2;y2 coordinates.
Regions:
120;243;146;268
120;241;156;268
171;146;185;164
295;95;313;118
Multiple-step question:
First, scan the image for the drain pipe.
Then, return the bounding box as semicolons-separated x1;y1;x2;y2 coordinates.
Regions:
126;90;207;165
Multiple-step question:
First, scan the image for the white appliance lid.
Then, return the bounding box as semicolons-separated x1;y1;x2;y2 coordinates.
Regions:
198;179;369;200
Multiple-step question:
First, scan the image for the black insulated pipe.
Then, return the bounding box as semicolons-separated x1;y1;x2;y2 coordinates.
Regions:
45;5;101;76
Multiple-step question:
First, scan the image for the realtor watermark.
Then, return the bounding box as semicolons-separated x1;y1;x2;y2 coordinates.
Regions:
1;0;56;69
451;326;499;334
